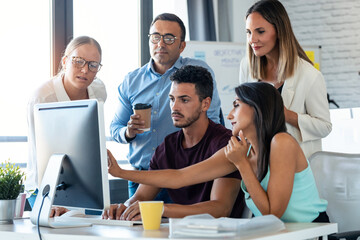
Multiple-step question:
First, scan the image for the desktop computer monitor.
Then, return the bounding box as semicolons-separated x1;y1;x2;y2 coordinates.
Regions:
30;99;110;228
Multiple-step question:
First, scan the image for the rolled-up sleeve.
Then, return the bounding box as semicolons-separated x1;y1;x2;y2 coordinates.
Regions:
110;75;133;144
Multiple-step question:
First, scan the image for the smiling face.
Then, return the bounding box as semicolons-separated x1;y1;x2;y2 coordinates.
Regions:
169;82;206;129
246;12;278;58
62;43;101;92
227;98;255;136
149;20;186;74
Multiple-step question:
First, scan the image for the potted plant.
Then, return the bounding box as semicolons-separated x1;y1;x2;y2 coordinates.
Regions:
0;160;25;224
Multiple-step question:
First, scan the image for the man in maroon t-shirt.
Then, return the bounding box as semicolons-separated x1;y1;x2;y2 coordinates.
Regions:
104;65;244;221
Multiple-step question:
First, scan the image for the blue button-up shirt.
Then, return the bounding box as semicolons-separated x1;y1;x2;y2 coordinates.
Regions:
110;56;221;169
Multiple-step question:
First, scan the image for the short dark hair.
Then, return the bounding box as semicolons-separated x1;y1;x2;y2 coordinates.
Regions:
170;65;213;101
151;13;186;41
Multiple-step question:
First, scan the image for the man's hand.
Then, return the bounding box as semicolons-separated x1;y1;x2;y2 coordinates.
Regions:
125;114;145;139
119;201;142;221
102;201;141;221
102;203;127;220
49;206;69;218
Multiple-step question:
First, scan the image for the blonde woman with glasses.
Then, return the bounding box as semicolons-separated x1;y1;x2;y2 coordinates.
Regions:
26;36;106;207
239;0;332;159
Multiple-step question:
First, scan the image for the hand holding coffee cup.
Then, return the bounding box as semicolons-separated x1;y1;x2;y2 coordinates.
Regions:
133;103;152;132
125;103;152;139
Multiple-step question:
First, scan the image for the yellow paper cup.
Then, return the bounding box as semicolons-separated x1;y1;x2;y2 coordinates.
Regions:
139;201;164;230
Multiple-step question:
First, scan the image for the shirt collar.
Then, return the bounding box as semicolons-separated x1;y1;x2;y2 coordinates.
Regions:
53;74;71;101
87;79;96;99
148;56;183;75
53;74;96;100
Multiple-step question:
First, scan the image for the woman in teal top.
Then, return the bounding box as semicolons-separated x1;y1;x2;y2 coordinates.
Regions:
242;162;327;222
107;82;329;223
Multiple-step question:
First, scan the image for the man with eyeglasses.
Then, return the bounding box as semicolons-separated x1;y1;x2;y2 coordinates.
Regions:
110;13;221;201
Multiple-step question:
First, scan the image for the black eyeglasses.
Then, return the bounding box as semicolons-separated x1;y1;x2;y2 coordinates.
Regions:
148;33;178;45
71;56;102;73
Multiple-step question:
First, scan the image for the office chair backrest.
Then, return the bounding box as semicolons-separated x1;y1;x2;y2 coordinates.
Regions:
309;151;360;232
241;205;252;219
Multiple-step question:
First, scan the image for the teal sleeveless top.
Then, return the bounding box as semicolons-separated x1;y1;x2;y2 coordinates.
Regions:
241;161;327;222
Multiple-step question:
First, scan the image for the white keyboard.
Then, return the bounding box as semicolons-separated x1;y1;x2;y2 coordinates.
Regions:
49;220;92;228
55;215;143;227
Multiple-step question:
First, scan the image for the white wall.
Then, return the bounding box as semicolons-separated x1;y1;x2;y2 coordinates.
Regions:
215;0;254;42
232;0;255;43
282;0;360;108
231;0;360;108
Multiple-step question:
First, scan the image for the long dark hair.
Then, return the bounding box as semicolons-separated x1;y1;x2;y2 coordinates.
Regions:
235;82;286;181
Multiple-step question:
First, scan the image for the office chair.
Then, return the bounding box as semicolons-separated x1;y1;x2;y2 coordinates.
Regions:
327;93;340;108
241;205;252;219
309;151;360;240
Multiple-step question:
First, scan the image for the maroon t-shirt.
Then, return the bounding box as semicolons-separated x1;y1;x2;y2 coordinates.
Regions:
149;120;245;218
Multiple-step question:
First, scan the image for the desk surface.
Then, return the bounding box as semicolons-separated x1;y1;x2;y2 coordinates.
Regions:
0;218;337;240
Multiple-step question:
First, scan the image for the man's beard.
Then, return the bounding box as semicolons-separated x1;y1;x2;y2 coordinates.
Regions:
173;107;202;128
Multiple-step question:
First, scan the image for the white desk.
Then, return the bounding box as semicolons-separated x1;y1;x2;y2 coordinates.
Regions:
0;218;337;240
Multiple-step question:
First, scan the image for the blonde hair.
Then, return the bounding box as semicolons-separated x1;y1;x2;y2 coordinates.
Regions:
246;0;312;83
57;36;102;75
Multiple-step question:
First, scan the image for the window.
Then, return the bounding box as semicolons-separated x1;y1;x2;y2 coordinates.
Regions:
153;0;190;41
1;1;187;166
73;0;139;160
0;1;50;164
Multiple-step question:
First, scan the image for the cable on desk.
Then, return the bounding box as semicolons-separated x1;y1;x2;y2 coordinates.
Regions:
37;190;49;240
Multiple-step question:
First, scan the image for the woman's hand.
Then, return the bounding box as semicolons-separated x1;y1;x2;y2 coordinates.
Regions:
224;130;251;166
284;107;299;129
107;149;123;177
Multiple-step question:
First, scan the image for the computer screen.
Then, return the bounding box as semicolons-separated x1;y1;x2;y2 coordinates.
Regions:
33;99;110;213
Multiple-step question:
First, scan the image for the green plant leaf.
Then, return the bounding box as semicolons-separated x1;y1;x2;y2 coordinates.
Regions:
0;160;25;200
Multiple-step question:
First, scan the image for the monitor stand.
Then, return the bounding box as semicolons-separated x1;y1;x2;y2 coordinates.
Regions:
30;154;91;228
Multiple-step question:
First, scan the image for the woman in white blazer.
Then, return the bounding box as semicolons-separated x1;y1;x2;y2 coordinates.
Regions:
239;0;332;158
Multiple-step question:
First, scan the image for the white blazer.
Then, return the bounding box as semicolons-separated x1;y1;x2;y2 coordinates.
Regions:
239;57;332;158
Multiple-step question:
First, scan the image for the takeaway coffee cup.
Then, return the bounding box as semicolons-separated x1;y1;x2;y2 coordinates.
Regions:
133;103;152;132
139;201;164;230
